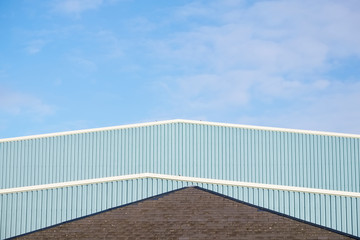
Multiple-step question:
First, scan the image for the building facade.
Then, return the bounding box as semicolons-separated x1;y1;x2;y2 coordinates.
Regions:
0;119;359;239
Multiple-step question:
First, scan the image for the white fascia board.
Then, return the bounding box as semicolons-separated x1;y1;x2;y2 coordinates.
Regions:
1;173;359;198
178;119;360;138
1;119;360;143
0;173;147;194
0;120;179;143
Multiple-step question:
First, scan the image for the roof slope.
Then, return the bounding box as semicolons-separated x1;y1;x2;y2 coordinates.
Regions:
2;119;360;143
14;187;356;240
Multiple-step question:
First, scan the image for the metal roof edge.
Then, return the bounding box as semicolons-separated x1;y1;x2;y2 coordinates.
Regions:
177;119;360;138
0;119;179;143
1;173;360;198
1;119;360;143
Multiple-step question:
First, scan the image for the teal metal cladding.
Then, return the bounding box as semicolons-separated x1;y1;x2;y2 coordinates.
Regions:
1;121;360;238
1;179;359;239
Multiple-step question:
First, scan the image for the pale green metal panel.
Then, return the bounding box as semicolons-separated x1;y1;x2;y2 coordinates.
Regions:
1;123;359;190
0;179;184;239
1;122;360;238
0;180;359;239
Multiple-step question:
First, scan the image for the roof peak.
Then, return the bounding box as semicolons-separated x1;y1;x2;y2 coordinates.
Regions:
1;119;359;143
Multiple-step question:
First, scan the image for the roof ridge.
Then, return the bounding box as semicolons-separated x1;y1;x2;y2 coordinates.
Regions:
1;119;360;143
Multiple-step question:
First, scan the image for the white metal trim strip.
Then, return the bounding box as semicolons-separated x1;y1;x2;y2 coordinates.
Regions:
1;119;360;142
1;173;359;198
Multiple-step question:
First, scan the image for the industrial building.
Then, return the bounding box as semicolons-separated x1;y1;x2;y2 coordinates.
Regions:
0;119;359;239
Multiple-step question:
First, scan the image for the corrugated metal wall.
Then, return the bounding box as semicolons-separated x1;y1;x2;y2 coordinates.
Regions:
1;122;359;191
1;180;359;239
1;121;360;238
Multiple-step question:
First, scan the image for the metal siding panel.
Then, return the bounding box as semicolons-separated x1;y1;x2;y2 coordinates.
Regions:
1;122;360;238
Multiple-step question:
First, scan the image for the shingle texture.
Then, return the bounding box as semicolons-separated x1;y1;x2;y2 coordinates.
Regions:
15;187;354;240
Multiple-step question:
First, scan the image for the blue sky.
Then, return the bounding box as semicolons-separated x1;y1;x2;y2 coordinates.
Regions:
1;0;360;138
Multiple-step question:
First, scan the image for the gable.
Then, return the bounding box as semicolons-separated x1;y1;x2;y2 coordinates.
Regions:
15;187;354;239
1;119;360;239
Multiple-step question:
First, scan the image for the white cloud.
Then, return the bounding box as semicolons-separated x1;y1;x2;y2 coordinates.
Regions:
25;39;46;54
69;56;98;72
169;71;253;110
126;17;156;33
0;87;53;116
237;81;360;134
156;1;360;74
96;30;123;59
53;0;104;15
152;0;360;132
